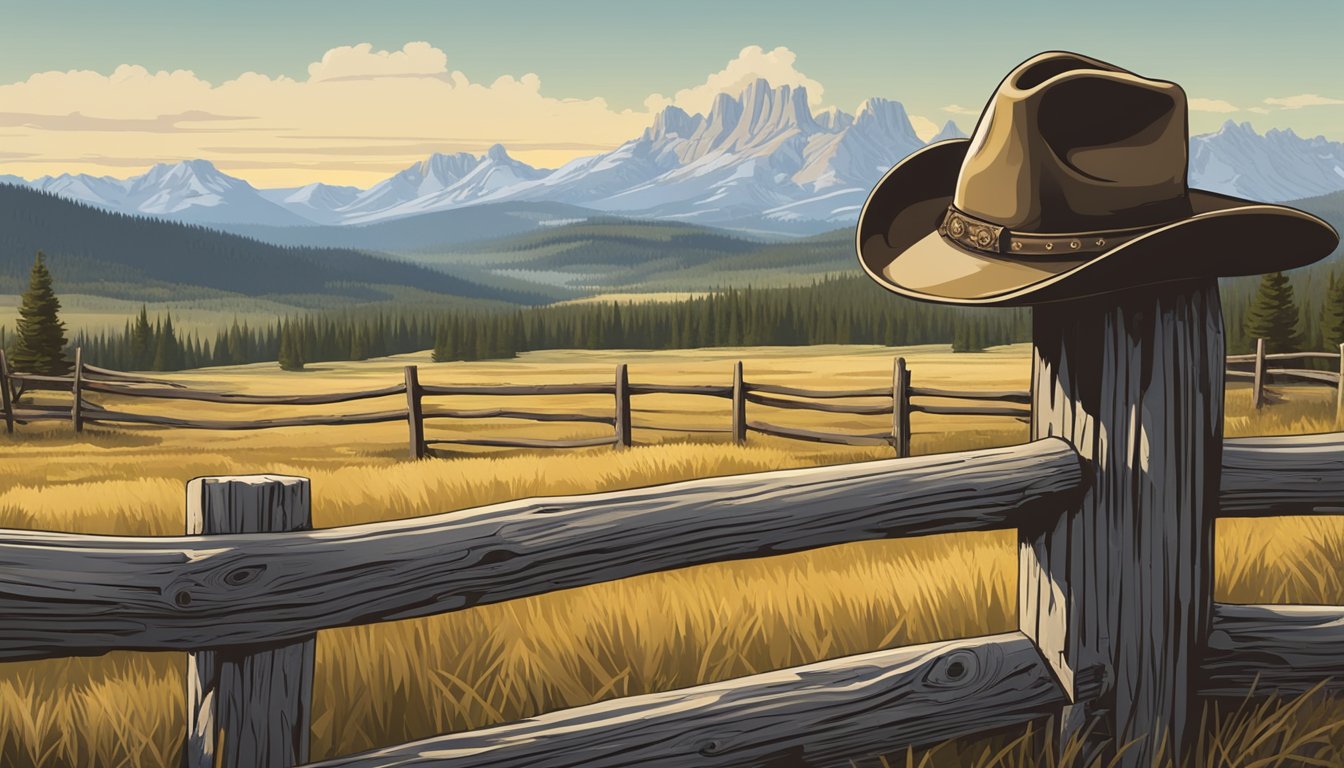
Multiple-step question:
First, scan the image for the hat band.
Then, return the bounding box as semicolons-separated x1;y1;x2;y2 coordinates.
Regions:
939;206;1159;257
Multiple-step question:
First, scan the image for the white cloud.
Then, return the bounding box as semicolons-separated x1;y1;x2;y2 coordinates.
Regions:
1263;93;1344;109
0;42;650;186
1188;97;1239;113
942;104;979;116
1247;106;1271;115
644;45;824;115
307;41;449;81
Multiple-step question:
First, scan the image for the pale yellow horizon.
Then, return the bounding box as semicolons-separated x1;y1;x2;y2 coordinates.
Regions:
0;42;873;189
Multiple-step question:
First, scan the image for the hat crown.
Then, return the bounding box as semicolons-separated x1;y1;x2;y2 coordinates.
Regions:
954;52;1191;233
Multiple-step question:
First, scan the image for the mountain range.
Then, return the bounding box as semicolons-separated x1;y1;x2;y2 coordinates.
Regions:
9;79;1344;237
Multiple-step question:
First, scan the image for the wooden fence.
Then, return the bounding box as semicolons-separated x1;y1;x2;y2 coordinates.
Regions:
1226;338;1344;411
0;350;1028;459
2;283;1344;767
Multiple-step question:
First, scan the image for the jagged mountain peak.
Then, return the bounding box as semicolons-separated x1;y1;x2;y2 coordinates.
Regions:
644;105;703;142
930;119;968;143
815;107;854;132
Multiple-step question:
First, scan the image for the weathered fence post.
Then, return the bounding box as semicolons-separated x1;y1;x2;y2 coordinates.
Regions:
614;363;632;448
185;475;314;768
0;349;12;434
70;347;83;433
1020;281;1222;767
891;357;910;458
404;365;425;459
731;361;746;445
1252;337;1266;409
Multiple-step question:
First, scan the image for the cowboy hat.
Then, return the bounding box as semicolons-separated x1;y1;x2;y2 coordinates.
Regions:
856;51;1340;306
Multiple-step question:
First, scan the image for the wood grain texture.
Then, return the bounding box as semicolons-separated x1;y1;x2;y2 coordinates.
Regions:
307;633;1067;768
745;419;891;446
82;380;406;404
184;476;314;768
0;439;1082;661
1218;433;1344;516
1021;281;1223;767
1200;603;1344;697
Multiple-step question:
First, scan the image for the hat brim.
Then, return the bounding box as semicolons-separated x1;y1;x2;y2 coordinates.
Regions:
856;139;1341;306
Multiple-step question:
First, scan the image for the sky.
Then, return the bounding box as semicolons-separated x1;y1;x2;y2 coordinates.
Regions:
0;0;1340;187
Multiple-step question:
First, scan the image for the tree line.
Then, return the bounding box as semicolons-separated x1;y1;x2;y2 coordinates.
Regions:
4;251;1344;376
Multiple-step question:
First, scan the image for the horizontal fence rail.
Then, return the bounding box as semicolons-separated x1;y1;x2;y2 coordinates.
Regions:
0;439;1084;662
0;432;1341;767
82;380;407;405
1202;604;1344;697
307;632;1076;768
1;352;1044;455
1;433;1339;663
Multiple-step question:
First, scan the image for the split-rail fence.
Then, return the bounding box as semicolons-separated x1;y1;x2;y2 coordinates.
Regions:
1;308;1342;766
0;350;1028;459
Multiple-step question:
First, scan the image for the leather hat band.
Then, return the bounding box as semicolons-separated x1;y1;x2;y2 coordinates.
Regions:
939;205;1161;257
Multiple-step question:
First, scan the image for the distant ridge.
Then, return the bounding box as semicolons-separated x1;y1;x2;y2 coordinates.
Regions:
0;184;547;305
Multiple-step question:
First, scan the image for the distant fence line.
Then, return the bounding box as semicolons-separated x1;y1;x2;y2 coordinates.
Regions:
1225;338;1344;410
0;349;1029;459
2;338;1338;458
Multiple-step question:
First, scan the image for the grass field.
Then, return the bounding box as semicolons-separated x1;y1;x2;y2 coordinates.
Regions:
1;343;1341;766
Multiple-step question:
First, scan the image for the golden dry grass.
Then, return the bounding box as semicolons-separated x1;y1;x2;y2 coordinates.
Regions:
0;344;1341;767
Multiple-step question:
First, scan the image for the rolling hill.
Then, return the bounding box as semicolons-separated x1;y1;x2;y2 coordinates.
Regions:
0;184;549;306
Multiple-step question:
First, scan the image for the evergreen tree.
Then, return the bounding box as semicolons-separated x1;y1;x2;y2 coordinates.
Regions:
1320;271;1344;349
278;320;305;371
1243;271;1303;353
9;251;72;375
151;313;181;371
129;307;154;370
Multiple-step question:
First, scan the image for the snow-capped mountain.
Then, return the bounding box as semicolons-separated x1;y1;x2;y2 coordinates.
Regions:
259;182;361;225
1190;120;1344;202
345;144;548;224
12;83;1344;236
29;160;307;226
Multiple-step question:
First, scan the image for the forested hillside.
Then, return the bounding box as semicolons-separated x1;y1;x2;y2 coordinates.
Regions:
0;184;546;304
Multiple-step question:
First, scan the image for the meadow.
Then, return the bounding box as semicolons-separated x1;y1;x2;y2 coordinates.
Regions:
0;343;1341;767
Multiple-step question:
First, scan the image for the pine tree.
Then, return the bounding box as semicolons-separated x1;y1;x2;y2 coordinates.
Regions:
278;320;305;371
1320;271;1344;349
151;313;182;371
1244;271;1303;353
10;251;72;375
